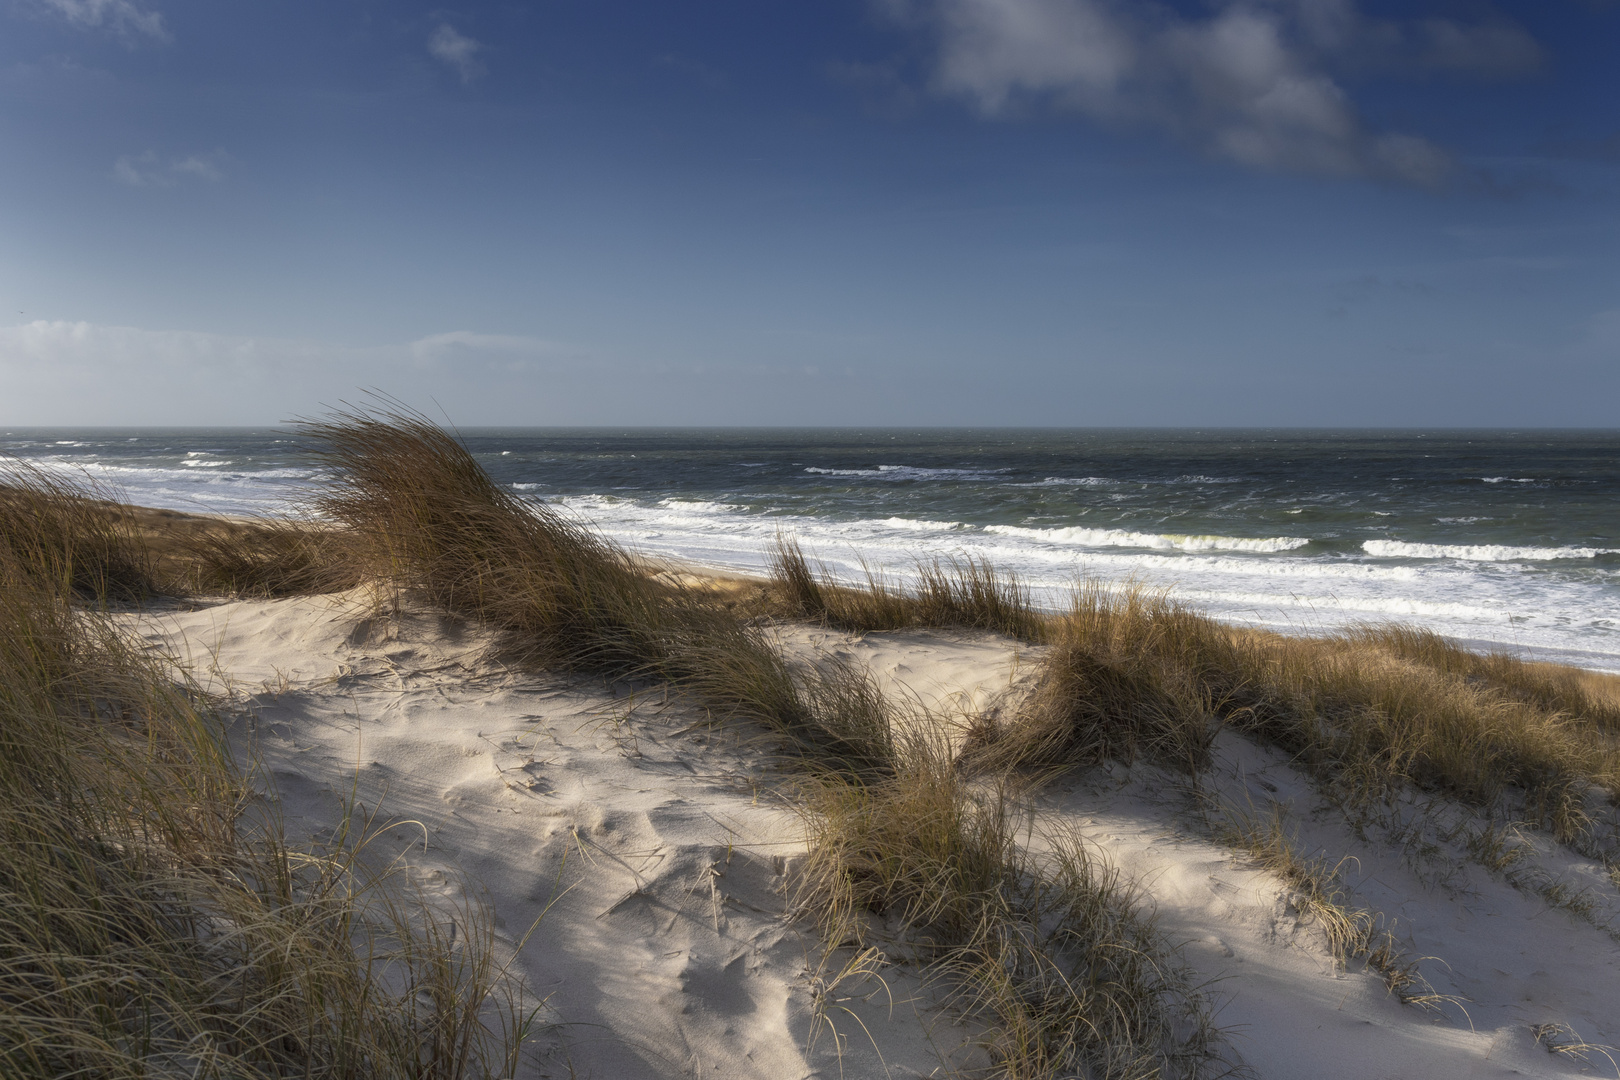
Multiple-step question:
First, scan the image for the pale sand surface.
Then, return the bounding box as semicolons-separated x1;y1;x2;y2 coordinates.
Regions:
125;590;1620;1079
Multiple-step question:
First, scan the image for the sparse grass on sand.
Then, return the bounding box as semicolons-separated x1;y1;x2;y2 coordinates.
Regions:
1205;799;1445;1009
0;470;531;1079
799;728;1224;1078
300;405;1227;1077
769;533;1047;642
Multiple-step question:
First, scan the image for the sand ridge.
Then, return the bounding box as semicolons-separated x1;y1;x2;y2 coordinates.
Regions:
126;590;1620;1079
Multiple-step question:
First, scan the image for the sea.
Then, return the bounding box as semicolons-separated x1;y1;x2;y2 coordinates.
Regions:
5;427;1617;673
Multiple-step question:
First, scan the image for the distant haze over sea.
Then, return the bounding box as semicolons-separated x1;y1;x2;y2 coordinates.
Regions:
6;428;1617;672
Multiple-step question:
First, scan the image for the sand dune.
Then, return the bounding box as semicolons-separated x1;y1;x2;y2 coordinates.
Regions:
125;589;1620;1079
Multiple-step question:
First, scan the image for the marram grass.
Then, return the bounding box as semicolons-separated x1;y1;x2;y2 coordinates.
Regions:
0;470;532;1080
302;406;1231;1076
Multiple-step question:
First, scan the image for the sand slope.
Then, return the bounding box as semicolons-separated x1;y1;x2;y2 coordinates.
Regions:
128;592;1620;1079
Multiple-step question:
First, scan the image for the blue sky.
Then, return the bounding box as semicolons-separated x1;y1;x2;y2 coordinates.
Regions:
1;0;1616;425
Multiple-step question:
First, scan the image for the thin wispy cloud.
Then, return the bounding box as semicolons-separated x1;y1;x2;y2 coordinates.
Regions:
409;331;572;369
0;320;598;422
112;150;227;187
32;0;169;43
880;0;1545;186
428;23;484;82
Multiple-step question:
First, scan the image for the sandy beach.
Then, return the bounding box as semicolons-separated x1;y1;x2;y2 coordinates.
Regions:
121;581;1620;1079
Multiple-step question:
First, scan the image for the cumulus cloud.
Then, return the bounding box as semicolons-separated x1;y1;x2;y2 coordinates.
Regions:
879;0;1544;185
112;149;228;187
428;23;484;82
31;0;168;42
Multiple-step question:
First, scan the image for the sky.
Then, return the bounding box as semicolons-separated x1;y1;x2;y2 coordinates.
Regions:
1;0;1617;427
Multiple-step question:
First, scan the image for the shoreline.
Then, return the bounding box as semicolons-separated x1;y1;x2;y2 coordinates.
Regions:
128;501;1620;678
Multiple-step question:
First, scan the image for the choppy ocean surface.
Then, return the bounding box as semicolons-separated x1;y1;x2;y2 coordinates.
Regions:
6;427;1617;672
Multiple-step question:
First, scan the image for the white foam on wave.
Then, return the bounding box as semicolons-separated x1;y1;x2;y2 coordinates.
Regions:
985;524;1311;554
874;517;968;532
659;499;744;514
1011;476;1115;488
1480;477;1537;484
803;464;1007;481
1363;540;1615;562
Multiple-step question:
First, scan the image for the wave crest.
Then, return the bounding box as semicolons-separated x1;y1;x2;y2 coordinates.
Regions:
1362;540;1615;562
985;525;1310;554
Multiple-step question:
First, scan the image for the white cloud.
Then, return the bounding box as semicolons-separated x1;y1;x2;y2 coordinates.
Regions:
428;23;484;82
880;0;1545;185
410;331;566;363
112;149;227;187
33;0;169;43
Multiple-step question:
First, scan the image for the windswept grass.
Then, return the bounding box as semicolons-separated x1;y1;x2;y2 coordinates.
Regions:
1348;623;1620;736
297;405;899;774
0;461;158;602
799;730;1222;1079
182;516;360;598
0;477;531;1079
301;406;1227;1076
987;581;1620;843
769;534;1046;641
969;581;1215;775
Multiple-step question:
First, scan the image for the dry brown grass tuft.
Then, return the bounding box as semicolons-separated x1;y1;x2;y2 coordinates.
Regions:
799;730;1223;1078
1349;623;1620;736
182;515;360;597
769;533;1046;641
969;581;1216;774
0;461;158;602
0;474;533;1079
981;580;1620;843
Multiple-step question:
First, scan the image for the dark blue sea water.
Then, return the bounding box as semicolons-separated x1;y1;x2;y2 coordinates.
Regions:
5;427;1617;671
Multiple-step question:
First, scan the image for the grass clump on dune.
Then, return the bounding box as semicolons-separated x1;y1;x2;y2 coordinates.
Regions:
181;515;361;598
0;461;159;602
302;404;714;675
987;581;1620;843
2;458;356;601
298;404;898;773
800;727;1222;1079
0;476;531;1080
970;581;1216;775
769;533;1046;642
